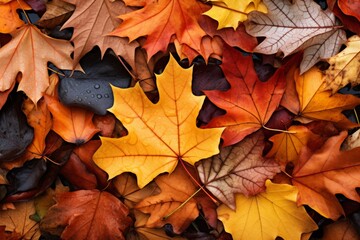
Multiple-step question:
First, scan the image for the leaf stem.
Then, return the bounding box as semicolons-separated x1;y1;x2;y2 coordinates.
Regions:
354;109;359;124
162;187;202;220
16;0;31;24
179;159;218;204
281;170;293;179
262;125;296;134
115;55;137;80
48;67;65;77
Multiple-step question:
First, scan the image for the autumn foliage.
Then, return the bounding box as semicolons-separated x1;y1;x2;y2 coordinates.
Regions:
0;0;360;239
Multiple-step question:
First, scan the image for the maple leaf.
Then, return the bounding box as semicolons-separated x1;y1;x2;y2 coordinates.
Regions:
217;180;318;240
40;190;132;240
0;200;41;239
204;44;286;146
44;95;99;144
338;0;360;21
0;0;31;33
245;0;347;74
325;35;360;93
266;125;322;166
111;0;209;60
292;66;360;128
61;0;138;68
204;0;267;29
135;166;200;234
0;24;74;104
292;131;360;220
93;55;224;188
197;131;280;210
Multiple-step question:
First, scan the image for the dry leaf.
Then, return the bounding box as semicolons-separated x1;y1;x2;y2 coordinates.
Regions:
217;180;318;240
204;0;267;29
0;0;31;33
0;24;74;103
111;0;209;60
292;131;360;220
0;200;41;240
325;35;360;93
204;44;286;146
93;55;224;187
197;131;280;210
61;0;138;68
245;0;346;74
40;190;132;240
44;94;99;144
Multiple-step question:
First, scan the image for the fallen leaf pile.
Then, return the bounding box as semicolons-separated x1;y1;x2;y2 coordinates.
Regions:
0;0;359;239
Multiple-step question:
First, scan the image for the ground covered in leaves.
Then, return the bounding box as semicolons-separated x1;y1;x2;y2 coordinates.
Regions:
0;0;360;239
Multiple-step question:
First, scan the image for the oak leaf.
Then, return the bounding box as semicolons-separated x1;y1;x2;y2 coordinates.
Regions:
266;125;322;166
0;24;74;103
0;0;31;33
197;131;280;210
217;180;318;240
0;200;41;240
204;44;286;146
61;0;138;68
93;55;224;188
44;95;99;144
245;0;346;74
40;190;132;240
111;0;209;60
204;0;267;29
325;35;360;93
292;67;360;128
292;131;360;220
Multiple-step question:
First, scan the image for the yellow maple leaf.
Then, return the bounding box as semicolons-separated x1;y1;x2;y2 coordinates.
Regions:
217;180;318;240
204;0;267;29
325;35;360;93
93;55;224;188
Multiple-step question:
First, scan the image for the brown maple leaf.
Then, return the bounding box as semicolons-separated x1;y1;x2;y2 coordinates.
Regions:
61;0;138;68
0;24;74;103
40;190;132;240
197;131;280;210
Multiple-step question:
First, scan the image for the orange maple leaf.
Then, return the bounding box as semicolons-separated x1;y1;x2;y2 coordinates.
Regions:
93;55;224;188
111;0;209;60
0;24;74;103
204;44;286;146
44;95;99;144
0;0;31;33
292;131;360;220
135;165;214;234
